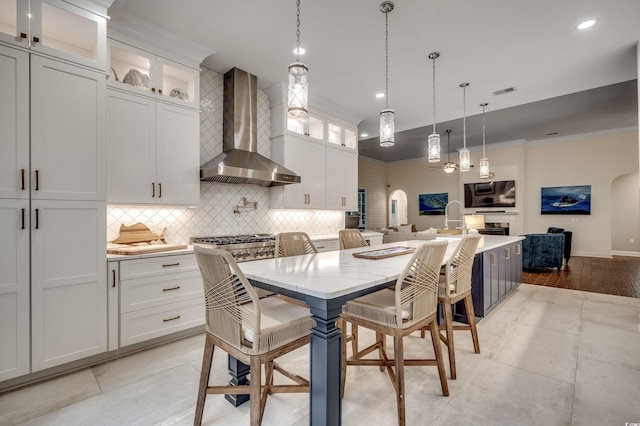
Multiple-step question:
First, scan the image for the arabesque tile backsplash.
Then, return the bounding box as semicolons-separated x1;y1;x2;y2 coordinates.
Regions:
107;67;344;243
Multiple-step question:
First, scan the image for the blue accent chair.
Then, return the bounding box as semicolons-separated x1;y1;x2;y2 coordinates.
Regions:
522;233;565;272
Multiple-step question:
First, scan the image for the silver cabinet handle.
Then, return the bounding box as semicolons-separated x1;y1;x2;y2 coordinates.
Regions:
504;247;511;260
515;244;521;255
491;252;496;266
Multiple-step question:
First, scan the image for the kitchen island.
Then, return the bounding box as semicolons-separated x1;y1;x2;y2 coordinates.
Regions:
239;234;523;426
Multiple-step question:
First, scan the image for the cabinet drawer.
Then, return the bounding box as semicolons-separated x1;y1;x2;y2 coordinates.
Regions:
120;254;197;280
120;298;204;347
314;239;339;252
121;272;202;313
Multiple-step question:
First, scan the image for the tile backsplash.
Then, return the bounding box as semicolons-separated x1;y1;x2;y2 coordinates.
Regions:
107;67;344;243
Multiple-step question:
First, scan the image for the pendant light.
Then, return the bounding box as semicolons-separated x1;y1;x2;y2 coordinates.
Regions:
427;52;440;162
443;129;456;173
479;102;491;178
287;0;308;118
379;1;395;147
459;82;471;172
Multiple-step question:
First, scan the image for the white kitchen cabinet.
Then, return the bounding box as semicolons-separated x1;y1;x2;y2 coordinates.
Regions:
107;88;200;206
113;253;204;347
365;235;383;246
31;200;107;372
0;0;107;70
108;39;199;108
0;27;107;379
0;199;30;382
30;55;105;201
325;147;358;210
271;134;326;209
0;44;28;200
313;239;340;253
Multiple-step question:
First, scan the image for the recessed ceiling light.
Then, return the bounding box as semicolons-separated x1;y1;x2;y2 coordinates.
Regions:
360;133;369;138
577;19;596;30
293;47;306;55
375;93;385;98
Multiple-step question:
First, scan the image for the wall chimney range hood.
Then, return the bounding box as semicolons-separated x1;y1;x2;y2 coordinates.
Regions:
200;67;301;187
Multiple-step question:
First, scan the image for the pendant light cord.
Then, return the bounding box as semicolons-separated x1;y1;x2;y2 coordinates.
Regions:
432;56;436;134
384;9;389;109
482;103;486;157
295;0;301;62
462;84;467;148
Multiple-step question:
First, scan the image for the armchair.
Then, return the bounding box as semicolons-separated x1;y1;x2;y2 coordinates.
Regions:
522;233;565;272
547;227;573;265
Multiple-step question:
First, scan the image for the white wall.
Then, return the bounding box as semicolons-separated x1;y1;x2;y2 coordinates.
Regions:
612;172;640;253
524;129;638;257
358;158;388;230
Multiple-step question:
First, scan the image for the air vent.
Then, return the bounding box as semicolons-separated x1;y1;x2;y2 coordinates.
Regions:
492;87;517;96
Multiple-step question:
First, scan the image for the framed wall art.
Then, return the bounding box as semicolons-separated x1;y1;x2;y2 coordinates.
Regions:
418;192;448;216
541;185;591;215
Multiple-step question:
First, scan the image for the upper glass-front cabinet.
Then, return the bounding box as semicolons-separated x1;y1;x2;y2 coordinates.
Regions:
286;115;357;150
108;39;200;107
0;0;107;71
287;115;324;140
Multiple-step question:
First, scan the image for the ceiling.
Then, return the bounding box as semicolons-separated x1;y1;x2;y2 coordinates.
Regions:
108;0;639;162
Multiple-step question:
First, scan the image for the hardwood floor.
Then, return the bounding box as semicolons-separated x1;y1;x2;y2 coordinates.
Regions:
522;255;640;299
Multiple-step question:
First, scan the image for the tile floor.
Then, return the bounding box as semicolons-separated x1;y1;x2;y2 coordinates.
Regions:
2;284;640;425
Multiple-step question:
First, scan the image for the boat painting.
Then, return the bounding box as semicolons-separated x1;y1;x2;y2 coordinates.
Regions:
541;185;591;215
419;192;448;215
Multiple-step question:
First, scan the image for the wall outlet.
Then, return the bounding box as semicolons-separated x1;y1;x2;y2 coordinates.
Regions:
630;238;635;244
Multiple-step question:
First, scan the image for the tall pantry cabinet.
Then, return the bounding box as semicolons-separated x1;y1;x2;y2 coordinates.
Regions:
0;0;109;381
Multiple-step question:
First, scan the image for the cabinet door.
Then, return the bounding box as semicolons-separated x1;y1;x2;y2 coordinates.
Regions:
30;56;105;201
107;261;119;352
29;0;107;71
513;241;522;288
0;199;30;381
326;148;358;210
106;89;157;204
156;56;200;107
31;200;107;371
0;0;29;47
0;44;29;200
156;103;200;205
304;140;326;209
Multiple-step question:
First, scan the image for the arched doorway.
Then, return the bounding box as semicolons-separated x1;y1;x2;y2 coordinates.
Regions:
611;172;640;253
389;189;408;227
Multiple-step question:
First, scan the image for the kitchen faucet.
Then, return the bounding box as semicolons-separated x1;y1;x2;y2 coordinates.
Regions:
444;200;467;236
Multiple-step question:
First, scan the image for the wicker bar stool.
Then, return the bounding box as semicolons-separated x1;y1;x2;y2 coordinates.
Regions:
193;246;314;426
337;229;369;360
341;240;450;426
338;229;369;250
275;231;318;258
421;233;482;380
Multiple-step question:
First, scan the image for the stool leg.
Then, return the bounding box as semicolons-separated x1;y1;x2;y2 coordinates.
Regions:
194;334;214;426
429;320;449;396
394;333;406;426
443;302;456;380
464;294;480;354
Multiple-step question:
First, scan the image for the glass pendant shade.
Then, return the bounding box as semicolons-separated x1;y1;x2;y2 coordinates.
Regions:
379;109;395;147
443;162;456;173
459;148;470;172
287;62;308;118
479;157;490;178
428;133;440;162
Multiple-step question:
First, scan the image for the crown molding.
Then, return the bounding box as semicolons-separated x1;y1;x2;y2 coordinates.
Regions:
107;5;214;69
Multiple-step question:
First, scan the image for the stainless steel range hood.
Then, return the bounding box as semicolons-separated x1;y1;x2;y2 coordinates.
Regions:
200;67;301;187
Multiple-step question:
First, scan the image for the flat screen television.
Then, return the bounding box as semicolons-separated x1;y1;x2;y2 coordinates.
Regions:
464;180;516;208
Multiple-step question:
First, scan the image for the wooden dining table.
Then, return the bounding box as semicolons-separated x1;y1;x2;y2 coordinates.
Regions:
237;235;523;425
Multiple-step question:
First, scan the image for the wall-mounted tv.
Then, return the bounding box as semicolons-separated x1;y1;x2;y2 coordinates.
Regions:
464;180;516;208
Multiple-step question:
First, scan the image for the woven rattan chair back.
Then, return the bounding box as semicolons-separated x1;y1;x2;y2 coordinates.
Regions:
339;229;369;250
275;232;318;258
442;234;481;298
194;246;262;353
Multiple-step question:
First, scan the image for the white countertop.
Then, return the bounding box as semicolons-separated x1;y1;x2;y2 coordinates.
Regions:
310;230;384;242
239;235;523;300
107;245;194;261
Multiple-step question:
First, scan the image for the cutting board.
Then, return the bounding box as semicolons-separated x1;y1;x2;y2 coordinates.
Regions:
107;244;188;255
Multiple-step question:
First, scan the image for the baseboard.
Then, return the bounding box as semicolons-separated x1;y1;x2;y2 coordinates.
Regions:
571;251;613;259
611;250;640;257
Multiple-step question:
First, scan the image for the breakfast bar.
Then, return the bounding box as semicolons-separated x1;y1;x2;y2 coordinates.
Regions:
239;235;524;426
